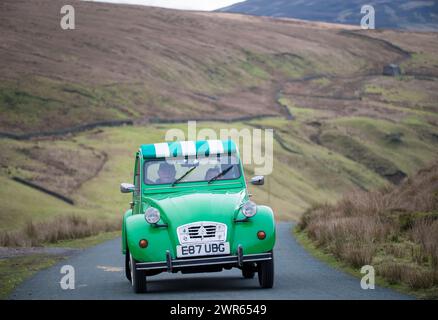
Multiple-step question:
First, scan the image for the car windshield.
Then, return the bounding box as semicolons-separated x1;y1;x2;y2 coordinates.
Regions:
143;154;241;185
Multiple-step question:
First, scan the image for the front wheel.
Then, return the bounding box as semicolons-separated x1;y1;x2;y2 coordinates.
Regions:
258;252;274;289
125;250;131;281
130;253;147;293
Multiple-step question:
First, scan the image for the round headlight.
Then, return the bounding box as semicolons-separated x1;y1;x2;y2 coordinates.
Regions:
242;201;257;218
145;207;160;224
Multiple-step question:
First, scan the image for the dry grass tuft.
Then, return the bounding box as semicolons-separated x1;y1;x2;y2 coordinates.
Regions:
403;268;436;290
0;215;121;247
299;161;438;294
377;263;405;284
410;219;438;269
338;243;375;268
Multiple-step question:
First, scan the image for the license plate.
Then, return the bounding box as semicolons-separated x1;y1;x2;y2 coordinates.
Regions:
176;242;230;258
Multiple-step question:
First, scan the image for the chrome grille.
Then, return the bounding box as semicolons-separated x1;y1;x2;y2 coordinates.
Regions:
177;222;227;244
188;225;216;240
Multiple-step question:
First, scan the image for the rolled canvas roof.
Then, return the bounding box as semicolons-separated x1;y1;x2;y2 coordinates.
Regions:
140;140;237;159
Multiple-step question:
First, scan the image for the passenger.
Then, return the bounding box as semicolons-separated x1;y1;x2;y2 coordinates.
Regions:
156;162;176;184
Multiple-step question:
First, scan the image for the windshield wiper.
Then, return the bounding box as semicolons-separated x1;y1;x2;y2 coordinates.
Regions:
172;166;197;187
208;165;233;184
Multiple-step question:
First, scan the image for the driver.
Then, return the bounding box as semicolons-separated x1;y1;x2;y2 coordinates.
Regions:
156;162;176;184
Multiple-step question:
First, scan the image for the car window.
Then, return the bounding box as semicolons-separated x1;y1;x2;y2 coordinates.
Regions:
143;154;241;185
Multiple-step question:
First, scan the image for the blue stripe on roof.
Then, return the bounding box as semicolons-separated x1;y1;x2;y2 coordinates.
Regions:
195;140;210;156
168;141;182;157
142;144;156;159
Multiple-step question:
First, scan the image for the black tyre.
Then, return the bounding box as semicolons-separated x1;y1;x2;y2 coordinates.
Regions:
258;252;274;289
242;263;256;279
130;253;147;293
125;249;131;281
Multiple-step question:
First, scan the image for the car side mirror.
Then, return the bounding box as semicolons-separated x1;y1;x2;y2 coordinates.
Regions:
120;183;135;193
250;176;264;186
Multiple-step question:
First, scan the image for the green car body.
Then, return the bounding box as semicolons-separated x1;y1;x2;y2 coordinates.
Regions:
121;139;276;293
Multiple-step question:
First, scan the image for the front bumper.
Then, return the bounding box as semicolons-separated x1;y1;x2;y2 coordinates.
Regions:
136;249;272;272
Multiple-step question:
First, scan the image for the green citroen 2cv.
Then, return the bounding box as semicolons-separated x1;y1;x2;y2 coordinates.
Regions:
120;139;276;293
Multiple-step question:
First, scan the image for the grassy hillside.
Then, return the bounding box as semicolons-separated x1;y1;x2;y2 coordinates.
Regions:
0;0;412;135
297;163;438;298
1;112;436;234
0;0;437;245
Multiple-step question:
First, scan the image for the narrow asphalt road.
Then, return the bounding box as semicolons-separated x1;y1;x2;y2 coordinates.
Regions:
11;223;411;300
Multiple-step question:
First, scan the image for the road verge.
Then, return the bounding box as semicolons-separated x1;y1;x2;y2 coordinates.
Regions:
0;231;120;299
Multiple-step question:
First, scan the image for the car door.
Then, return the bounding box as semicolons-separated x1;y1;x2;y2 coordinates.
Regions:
133;154;142;215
